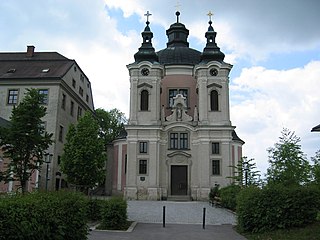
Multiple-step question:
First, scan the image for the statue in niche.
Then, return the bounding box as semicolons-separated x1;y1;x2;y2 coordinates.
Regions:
166;94;192;122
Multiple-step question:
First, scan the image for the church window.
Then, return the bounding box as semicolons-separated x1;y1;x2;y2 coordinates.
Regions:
139;141;148;153
140;90;149;111
210;90;219;111
139;160;148;175
180;133;188;149
212;160;221;175
212;142;220;154
7;89;19;105
170;132;189;150
169;89;188;107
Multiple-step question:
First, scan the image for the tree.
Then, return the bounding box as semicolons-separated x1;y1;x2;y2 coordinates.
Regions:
229;156;261;187
0;89;53;193
95;108;127;147
311;150;320;185
61;111;105;193
266;128;311;186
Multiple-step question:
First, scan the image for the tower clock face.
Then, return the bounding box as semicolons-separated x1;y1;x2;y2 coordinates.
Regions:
210;68;218;76
141;68;150;76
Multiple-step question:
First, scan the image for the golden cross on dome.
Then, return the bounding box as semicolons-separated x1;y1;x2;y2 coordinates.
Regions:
144;10;152;22
207;11;214;21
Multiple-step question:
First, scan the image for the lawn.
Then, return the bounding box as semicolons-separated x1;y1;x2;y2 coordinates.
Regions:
243;222;320;240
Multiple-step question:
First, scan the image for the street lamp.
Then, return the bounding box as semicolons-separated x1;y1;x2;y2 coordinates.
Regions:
44;153;53;191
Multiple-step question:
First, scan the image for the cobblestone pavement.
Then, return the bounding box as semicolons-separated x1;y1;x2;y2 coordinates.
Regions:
88;201;246;240
127;200;236;225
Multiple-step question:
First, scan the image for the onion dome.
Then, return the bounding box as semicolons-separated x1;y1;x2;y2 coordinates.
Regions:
200;12;225;63
134;11;159;63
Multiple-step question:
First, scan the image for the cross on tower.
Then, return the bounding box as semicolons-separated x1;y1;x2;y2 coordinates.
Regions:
207;11;213;22
144;11;152;22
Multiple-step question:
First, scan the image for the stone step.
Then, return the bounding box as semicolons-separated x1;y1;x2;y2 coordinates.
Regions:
167;195;192;202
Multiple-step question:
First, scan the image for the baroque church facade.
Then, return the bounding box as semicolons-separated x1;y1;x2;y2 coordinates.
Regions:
110;11;244;201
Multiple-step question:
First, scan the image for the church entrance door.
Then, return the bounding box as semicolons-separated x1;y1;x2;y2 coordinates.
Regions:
171;165;188;195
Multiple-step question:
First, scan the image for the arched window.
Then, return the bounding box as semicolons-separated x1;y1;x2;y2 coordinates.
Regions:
140;90;149;111
210;90;219;111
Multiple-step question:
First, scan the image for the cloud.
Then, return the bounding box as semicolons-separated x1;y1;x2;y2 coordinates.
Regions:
231;61;320;173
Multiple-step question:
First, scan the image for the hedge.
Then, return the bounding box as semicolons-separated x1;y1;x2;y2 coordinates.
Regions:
237;185;320;233
0;191;88;240
219;184;241;211
100;197;128;230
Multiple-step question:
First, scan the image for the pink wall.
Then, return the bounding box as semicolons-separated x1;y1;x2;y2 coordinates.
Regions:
161;75;197;117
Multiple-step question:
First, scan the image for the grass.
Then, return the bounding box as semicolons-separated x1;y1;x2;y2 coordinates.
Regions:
242;221;320;240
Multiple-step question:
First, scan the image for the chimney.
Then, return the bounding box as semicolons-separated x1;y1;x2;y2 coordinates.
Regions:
26;45;35;57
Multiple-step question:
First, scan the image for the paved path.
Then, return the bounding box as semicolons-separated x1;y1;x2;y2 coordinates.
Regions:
127;201;236;225
88;201;246;240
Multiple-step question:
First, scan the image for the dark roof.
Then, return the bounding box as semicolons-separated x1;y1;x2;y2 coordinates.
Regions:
0;51;75;80
157;47;201;65
0;117;10;128
232;130;245;144
311;124;320;132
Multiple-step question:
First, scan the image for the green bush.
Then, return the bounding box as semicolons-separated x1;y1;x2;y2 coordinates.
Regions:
0;191;88;240
100;197;128;230
237;185;320;233
219;184;241;211
86;198;104;221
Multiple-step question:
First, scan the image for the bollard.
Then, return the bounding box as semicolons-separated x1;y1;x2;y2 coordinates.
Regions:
163;206;166;228
203;207;206;229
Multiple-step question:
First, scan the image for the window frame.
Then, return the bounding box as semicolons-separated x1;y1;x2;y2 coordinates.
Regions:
58;125;64;142
212;159;221;175
169;132;189;150
212;142;220;155
210;89;219;111
38;89;49;105
168;88;188;108
139;141;148;154
7;89;19;105
61;93;66;110
138;159;148;175
140;89;149;111
70;100;74;116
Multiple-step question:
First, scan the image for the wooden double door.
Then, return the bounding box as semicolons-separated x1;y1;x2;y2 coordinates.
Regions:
171;165;188;195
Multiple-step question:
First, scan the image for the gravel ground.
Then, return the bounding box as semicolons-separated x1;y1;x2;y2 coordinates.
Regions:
127;201;236;225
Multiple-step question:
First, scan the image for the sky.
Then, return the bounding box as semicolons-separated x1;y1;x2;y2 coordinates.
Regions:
1;0;320;175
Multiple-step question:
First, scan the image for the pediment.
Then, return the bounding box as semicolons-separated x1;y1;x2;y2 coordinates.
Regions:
207;83;222;89
138;82;153;88
167;151;191;158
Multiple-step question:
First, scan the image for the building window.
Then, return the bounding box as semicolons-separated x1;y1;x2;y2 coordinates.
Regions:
7;89;19;104
38;89;49;105
139;160;147;175
57;156;61;165
170;132;189;150
139;142;148;153
212;160;221;175
170;133;178;149
79;87;83;97
140;90;149;111
80;74;84;82
72;79;76;88
61;94;66;110
180;133;188;149
77;106;82;120
169;89;188;107
212;142;220;154
70;101;74;116
86;94;89;103
210;90;219;111
58;126;64;142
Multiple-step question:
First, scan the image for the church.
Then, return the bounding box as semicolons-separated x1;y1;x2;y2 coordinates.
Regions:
109;11;244;201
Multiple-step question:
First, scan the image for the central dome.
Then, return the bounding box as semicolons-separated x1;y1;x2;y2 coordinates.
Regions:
157;47;201;65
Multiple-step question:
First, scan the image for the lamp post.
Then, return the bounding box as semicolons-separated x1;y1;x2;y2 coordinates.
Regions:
44;153;53;191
